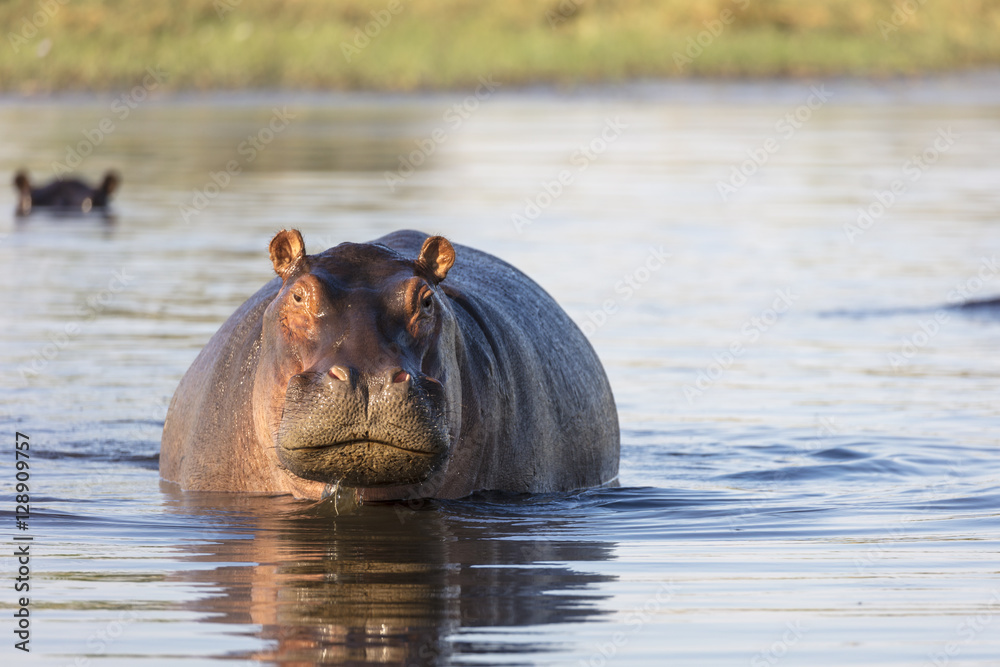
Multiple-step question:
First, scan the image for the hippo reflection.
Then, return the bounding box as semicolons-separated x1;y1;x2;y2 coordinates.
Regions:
161;488;616;665
13;169;120;216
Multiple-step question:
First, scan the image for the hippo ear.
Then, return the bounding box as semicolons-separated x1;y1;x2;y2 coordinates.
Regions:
417;236;455;284
101;171;120;196
269;229;307;279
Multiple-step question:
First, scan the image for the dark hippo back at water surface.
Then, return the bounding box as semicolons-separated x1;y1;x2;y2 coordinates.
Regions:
1;76;999;665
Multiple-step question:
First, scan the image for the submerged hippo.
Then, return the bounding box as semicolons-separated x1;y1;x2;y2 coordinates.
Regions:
13;169;120;216
161;230;619;501
955;296;1000;309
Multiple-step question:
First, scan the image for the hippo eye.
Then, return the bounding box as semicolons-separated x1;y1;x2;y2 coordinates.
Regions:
292;291;304;304
420;292;434;315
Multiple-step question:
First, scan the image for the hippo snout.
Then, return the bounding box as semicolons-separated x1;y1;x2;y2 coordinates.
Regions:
274;367;451;487
326;363;413;395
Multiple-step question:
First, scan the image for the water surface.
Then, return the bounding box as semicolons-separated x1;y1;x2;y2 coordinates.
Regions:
1;77;999;666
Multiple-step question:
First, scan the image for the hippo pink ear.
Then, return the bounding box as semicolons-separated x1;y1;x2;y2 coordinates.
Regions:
269;229;307;279
417;236;455;284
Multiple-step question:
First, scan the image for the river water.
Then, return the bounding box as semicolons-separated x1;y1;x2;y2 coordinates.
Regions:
1;75;999;666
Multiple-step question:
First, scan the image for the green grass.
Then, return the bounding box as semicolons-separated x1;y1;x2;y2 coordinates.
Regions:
3;0;1000;92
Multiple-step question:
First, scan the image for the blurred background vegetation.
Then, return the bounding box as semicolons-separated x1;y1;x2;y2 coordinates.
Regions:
3;0;1000;93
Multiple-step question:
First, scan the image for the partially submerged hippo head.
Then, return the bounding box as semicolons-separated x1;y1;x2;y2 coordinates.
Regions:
13;169;120;216
255;229;461;490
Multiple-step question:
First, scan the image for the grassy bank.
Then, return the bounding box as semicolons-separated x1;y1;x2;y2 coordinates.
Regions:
4;0;1000;93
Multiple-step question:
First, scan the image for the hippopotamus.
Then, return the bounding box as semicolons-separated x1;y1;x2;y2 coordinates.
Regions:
160;230;619;502
13;169;120;216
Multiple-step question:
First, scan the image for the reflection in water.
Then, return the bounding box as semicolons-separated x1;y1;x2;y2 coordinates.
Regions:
13;211;118;232
161;487;616;665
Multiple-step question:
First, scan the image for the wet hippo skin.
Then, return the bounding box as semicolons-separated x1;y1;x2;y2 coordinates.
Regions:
160;230;620;502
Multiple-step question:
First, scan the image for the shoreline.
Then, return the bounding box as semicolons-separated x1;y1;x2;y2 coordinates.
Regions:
5;0;1000;98
3;69;1000;107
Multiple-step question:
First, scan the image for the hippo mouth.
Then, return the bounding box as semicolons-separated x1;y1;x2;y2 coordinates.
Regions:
285;438;437;455
275;370;452;487
277;435;446;487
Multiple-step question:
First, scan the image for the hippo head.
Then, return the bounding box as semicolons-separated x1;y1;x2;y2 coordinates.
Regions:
12;169;120;216
253;230;462;494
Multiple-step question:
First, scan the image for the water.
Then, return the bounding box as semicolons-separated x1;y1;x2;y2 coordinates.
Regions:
2;76;1000;666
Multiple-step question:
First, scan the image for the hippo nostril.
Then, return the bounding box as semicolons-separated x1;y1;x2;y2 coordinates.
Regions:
391;369;410;384
329;365;350;382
